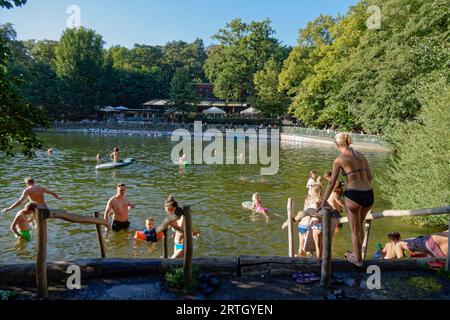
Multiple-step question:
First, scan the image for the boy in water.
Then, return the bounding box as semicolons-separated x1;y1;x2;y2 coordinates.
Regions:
110;147;121;163
10;202;38;241
143;217;164;242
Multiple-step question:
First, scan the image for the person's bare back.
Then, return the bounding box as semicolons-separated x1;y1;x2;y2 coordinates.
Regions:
14;210;34;232
2;178;60;213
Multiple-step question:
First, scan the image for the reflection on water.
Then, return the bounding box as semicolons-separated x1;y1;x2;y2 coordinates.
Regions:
0;133;439;265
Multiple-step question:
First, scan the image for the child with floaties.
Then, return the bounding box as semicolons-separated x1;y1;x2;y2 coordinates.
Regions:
135;217;164;243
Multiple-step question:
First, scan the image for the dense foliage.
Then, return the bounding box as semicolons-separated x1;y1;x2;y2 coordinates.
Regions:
279;0;449;133
380;79;450;227
0;10;47;156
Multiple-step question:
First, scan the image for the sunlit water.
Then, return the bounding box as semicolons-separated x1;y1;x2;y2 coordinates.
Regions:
0;133;438;265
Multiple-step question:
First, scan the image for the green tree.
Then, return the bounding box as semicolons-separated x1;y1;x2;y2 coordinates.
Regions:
253;58;288;117
0;23;47;156
332;0;449;133
55;27;112;119
380;79;450;227
0;0;27;9
169;68;198;114
204;18;285;103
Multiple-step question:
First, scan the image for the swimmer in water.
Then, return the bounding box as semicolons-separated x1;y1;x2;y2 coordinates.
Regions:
110;147;121;163
10;202;37;241
251;192;269;223
96;154;101;162
178;154;189;167
47;148;53;156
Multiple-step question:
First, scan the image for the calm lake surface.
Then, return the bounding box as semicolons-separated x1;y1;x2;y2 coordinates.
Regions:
0;133;438;265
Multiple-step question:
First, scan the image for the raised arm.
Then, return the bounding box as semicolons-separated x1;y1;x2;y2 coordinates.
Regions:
2;190;28;213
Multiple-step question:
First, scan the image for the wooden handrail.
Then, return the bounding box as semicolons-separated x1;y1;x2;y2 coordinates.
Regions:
340;206;450;224
47;209;109;225
287;198;295;257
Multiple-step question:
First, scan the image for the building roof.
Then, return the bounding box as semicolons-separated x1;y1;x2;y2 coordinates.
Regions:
142;99;248;109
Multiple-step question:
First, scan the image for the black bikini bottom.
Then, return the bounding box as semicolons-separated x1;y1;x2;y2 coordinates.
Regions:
344;189;374;208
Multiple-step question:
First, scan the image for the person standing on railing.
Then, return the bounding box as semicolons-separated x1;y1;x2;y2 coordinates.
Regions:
319;133;374;267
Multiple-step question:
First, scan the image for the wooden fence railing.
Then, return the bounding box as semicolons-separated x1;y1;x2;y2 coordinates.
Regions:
35;206;194;299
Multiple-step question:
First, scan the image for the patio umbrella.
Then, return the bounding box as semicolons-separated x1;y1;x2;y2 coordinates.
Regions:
100;106;116;112
240;107;261;115
202;107;226;115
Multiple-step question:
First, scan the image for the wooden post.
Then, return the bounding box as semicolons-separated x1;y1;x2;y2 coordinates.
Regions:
36;206;49;299
320;208;332;288
94;212;106;258
163;230;169;259
183;206;193;282
447;218;450;271
362;220;372;260
287;198;295;257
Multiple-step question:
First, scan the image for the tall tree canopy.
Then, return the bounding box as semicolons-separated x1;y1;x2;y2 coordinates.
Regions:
281;0;449;133
55;27;113;119
0;19;47;156
169;68;198;114
204;18;288;104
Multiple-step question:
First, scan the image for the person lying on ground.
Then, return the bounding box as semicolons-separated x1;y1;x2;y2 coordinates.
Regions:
396;231;448;258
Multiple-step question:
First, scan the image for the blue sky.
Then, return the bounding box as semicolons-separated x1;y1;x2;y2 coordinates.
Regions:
0;0;358;48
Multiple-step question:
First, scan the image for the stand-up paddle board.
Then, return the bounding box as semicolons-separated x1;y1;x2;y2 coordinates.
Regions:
95;158;134;170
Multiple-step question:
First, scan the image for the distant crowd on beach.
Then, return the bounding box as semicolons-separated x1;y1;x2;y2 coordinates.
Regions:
1;132;448;265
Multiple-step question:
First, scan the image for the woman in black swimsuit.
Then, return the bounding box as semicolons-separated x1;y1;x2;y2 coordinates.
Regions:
320;133;374;267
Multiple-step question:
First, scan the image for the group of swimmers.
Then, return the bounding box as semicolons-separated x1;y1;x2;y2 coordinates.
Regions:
3;133;448;265
1;177;191;259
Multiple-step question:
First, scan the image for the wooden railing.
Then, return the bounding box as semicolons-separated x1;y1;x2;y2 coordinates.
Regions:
35;206;194;299
35;207;109;299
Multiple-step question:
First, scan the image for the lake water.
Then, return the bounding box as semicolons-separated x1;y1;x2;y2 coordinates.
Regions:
0;133;437;265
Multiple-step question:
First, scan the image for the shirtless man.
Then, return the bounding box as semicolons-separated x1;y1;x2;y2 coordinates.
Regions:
104;183;135;232
110;147;121;163
2;177;61;213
